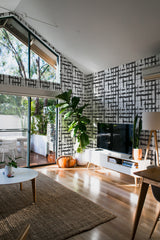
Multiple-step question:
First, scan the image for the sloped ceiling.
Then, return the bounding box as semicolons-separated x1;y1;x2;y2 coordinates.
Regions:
0;0;160;74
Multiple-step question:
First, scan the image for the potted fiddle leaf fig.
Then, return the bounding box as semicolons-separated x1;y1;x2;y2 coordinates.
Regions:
55;90;90;164
132;115;142;160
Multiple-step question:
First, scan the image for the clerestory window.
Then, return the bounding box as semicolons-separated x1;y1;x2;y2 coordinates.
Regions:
0;16;59;83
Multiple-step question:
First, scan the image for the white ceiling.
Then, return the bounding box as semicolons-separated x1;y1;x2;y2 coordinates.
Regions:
0;0;160;74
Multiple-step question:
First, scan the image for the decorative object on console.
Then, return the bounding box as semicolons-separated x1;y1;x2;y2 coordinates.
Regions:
142;112;160;166
132;115;142;161
57;155;77;168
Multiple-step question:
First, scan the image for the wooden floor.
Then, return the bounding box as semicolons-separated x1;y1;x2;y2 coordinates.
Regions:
35;165;160;240
19;152;55;167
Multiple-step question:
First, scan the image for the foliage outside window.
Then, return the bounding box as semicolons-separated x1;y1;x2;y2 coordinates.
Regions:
0;28;28;78
31;98;56;136
0;94;28;129
30;49;56;82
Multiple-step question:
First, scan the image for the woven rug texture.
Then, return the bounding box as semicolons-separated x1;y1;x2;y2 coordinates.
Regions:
0;172;115;240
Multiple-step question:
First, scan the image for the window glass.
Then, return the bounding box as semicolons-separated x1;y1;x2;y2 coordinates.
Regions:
0;94;28;130
30;35;57;82
0;28;28;78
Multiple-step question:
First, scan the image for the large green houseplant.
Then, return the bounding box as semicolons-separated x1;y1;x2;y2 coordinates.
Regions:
55;89;90;153
132;115;142;160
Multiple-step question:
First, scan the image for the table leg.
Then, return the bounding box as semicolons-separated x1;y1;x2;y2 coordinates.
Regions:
134;177;138;186
131;181;149;240
31;178;36;203
87;162;90;168
20;182;23;191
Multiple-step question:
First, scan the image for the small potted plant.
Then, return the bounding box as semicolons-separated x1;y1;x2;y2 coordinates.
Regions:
132;115;142;160
1;155;20;177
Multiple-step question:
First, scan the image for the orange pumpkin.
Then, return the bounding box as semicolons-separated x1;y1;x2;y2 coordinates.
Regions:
57;156;77;168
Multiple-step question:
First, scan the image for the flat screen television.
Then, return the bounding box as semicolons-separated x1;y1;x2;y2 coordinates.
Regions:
97;123;133;155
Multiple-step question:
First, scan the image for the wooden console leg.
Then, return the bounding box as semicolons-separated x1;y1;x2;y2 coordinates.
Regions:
134;177;142;187
138;178;143;187
134;177;138;186
87;162;90;169
20;182;23;191
31;178;36;203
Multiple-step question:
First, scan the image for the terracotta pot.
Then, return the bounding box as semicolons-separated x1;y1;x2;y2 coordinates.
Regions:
48;153;55;163
132;149;142;160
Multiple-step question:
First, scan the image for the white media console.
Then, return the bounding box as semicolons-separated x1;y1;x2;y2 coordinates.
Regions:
84;148;151;185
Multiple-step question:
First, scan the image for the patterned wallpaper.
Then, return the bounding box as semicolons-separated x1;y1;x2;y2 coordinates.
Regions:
85;55;160;162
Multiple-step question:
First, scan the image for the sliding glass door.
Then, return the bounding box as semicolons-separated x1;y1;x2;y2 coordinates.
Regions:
30;97;57;166
0;94;28;167
0;94;57;167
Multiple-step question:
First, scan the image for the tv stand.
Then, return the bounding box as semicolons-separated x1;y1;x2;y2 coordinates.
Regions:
85;148;150;186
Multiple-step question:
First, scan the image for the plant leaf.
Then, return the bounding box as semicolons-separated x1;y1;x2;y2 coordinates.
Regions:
78;104;89;114
76;145;82;153
59;106;70;114
79;116;90;124
80;132;89;149
73;125;79;136
56;90;72;104
68;121;78;132
55;102;69;108
72;96;80;109
78;122;86;132
64;111;74;120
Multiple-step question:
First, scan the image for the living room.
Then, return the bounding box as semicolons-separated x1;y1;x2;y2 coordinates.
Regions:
0;1;160;239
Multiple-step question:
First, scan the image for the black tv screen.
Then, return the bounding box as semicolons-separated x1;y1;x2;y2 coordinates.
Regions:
97;123;133;155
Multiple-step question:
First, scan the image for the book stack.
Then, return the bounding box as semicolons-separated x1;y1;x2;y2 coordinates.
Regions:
108;158;117;164
122;160;134;168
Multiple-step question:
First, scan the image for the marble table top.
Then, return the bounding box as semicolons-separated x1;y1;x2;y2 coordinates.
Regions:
0;167;38;185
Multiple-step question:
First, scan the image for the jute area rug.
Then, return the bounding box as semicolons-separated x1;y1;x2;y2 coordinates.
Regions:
0;172;115;240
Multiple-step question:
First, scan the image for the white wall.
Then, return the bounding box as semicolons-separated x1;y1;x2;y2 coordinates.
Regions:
0;115;23;136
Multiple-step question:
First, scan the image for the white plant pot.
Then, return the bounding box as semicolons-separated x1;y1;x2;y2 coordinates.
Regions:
5;165;13;177
75;152;87;166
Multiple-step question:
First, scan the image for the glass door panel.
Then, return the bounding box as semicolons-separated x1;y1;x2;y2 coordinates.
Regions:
0;94;28;167
30;97;56;166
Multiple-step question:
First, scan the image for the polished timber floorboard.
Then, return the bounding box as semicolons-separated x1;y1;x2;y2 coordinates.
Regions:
35;165;160;240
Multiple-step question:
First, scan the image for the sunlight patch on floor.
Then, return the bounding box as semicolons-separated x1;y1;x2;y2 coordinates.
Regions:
130;192;138;204
90;176;100;196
